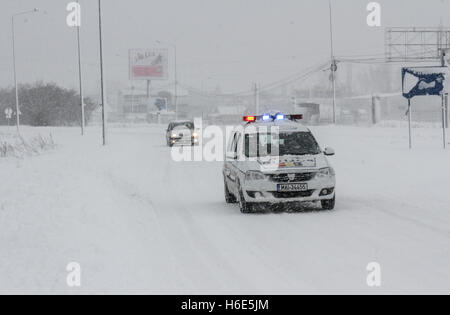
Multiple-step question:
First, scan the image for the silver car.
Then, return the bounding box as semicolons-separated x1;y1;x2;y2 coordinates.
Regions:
166;121;198;147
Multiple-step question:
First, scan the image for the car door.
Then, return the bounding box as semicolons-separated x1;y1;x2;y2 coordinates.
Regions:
224;132;239;192
228;132;243;195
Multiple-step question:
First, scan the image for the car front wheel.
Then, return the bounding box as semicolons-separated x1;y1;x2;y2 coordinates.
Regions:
238;183;253;214
321;196;336;210
224;178;237;204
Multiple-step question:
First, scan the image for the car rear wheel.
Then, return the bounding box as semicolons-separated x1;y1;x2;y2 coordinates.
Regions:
321;196;335;210
224;178;237;204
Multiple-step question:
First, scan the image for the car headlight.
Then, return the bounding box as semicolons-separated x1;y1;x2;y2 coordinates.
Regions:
245;171;267;181
192;132;198;138
171;133;178;138
316;167;335;178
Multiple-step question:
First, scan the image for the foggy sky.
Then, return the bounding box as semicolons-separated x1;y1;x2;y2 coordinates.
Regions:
1;0;449;96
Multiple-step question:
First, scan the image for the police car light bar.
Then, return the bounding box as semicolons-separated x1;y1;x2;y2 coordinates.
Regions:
243;114;303;122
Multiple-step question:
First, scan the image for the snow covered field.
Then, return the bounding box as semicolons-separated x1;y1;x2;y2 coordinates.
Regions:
1;123;450;294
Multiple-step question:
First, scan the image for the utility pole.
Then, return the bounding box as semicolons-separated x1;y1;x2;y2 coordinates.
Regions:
329;0;337;124
76;0;85;136
98;0;106;145
445;94;449;129
291;94;297;112
147;79;151;114
174;45;178;120
11;8;39;135
408;99;412;149
130;82;135;114
254;83;260;114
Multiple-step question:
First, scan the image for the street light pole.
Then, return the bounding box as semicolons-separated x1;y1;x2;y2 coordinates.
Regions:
328;0;337;124
76;0;85;136
11;16;19;134
98;0;106;145
11;8;39;134
174;44;178;120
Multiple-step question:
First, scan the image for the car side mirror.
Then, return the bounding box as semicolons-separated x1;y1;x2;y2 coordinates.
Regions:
324;147;335;156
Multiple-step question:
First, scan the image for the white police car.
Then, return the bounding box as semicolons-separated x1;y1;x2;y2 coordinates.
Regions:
223;113;336;213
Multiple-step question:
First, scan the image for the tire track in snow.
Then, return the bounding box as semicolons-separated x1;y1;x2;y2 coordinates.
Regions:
104;164;249;292
103;170;198;291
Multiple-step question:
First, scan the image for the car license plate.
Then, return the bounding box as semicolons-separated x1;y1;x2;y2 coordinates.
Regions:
277;183;308;192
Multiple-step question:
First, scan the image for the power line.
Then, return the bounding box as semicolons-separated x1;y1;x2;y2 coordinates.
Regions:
178;61;329;98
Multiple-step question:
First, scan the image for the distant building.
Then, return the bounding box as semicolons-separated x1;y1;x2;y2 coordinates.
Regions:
294;103;321;124
209;105;248;124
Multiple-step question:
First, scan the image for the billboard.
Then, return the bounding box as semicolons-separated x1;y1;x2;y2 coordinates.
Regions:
402;67;449;99
129;49;169;80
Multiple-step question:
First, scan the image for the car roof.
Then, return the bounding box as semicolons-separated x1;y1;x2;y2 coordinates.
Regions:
170;120;193;124
241;120;310;133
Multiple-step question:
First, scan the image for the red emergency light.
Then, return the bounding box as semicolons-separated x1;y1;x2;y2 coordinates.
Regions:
243;116;257;122
289;114;303;120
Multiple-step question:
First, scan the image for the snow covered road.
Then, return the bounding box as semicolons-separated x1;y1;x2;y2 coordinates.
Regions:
1;124;450;294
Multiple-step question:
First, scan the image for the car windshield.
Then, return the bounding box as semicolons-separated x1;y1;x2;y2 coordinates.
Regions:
245;131;321;158
170;122;194;130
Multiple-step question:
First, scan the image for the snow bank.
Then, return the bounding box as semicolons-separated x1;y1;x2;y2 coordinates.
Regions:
0;131;55;158
376;120;446;129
